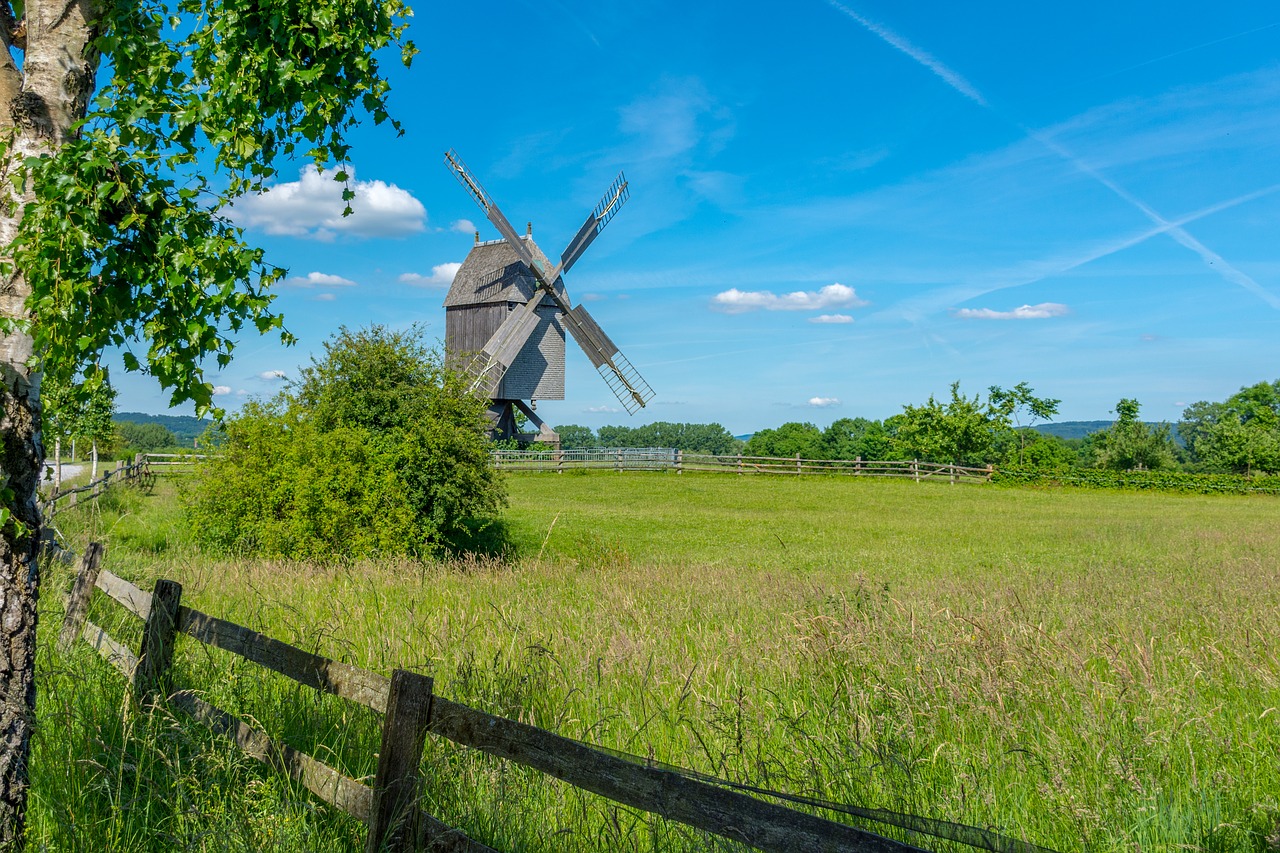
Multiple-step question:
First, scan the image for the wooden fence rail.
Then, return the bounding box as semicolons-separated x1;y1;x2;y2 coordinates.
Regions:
493;448;993;483
41;458;153;516
60;546;928;853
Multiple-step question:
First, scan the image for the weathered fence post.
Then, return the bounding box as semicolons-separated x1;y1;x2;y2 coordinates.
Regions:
855;456;862;476
950;464;956;485
676;449;683;474
69;492;77;508
913;459;919;483
736;452;742;475
795;452;802;475
556;449;564;473
135;579;183;704
986;463;994;482
367;668;434;853
615;448;622;473
58;542;105;653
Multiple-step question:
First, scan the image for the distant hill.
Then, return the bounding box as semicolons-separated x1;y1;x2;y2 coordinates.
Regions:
1031;420;1112;440
114;412;213;446
1032;420;1181;444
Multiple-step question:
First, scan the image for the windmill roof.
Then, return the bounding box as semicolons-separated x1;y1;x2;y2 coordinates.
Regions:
443;236;567;308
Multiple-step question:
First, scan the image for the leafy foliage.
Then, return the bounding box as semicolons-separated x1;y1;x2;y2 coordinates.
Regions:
991;468;1280;495
40;372;116;444
1179;380;1280;474
1091;398;1178;471
743;422;824;458
184;326;505;559
118;421;178;452
889;381;998;466
558;422;741;454
3;0;416;411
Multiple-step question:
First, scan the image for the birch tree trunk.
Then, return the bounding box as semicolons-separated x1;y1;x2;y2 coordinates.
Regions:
0;0;100;841
90;440;97;481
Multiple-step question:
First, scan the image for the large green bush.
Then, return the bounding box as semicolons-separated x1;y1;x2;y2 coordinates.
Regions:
183;326;505;559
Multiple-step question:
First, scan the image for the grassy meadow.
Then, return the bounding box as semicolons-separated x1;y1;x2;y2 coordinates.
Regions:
31;472;1280;852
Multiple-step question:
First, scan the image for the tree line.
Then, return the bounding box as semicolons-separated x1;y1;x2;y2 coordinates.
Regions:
560;379;1280;476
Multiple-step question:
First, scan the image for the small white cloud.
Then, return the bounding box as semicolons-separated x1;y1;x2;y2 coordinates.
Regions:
579;293;605;302
808;397;841;408
399;263;462;288
236;389;249;396
313;293;337;302
285;271;357;288
952;302;1069;320
230;165;426;240
258;370;287;381
712;283;868;314
451;219;477;234
586;405;621;414
212;385;233;396
809;314;854;324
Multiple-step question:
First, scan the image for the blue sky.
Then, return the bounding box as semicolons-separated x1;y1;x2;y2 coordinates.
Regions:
112;1;1280;433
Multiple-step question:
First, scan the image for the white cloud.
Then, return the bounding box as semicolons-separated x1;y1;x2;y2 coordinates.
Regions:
399;263;462;288
212;385;232;396
952;302;1070;320
285;271;357;288
809;314;854;324
258;370;287;381
712;283;868;314
808;396;841;408
314;293;337;302
579;293;605;302
586;405;621;414
230;165;426;240
451;219;477;234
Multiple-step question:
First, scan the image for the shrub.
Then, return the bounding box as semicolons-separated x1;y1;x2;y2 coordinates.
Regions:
183;325;505;559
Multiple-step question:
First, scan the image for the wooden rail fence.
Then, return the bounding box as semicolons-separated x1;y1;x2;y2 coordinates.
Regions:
41;458;154;516
493;448;994;483
60;545;931;853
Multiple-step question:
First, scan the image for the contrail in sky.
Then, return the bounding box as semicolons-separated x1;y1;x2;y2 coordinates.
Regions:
826;1;1280;309
823;0;987;107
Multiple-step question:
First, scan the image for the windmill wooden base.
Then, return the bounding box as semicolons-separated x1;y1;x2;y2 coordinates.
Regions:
487;399;559;447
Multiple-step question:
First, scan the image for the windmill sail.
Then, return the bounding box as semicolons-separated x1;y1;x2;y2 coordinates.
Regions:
564;305;654;414
464;293;547;396
557;172;629;278
445;149;551;279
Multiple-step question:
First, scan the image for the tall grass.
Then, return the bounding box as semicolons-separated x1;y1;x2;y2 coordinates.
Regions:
32;473;1280;851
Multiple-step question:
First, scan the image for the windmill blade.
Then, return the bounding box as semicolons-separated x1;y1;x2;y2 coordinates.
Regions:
564;305;654;414
464;294;546;397
444;149;551;280
544;172;630;285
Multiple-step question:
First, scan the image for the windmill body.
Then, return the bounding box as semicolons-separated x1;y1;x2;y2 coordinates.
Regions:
445;235;566;441
442;150;655;444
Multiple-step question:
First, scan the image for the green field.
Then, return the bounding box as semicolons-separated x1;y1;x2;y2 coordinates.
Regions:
34;473;1280;851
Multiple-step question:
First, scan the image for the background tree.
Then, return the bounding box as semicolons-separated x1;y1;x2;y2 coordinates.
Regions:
552;424;596;450
743;422;824;459
891;382;995;466
988;381;1060;467
1179;380;1280;474
1091;398;1178;471
821;417;893;461
118;421;178;454
0;0;413;838
185;326;503;560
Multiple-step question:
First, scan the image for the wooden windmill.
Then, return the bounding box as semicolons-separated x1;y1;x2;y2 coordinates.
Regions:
443;150;654;443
